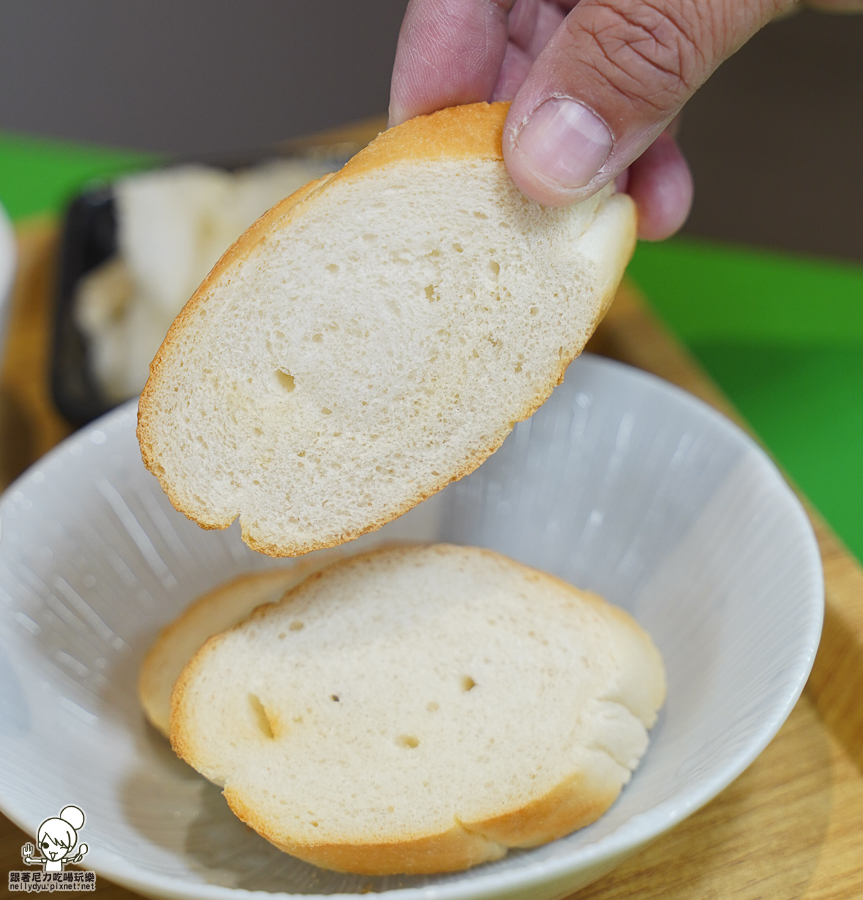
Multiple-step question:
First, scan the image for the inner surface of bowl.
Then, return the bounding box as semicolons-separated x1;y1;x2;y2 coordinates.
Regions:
0;354;823;900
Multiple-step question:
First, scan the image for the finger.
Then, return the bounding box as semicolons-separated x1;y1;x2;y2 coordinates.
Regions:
507;0;543;50
503;0;796;206
494;43;535;101
626;131;693;240
389;0;516;126
521;1;569;58
495;2;567;100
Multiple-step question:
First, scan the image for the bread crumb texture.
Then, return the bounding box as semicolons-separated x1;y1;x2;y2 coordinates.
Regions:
138;103;636;556
138;556;345;736
170;544;665;874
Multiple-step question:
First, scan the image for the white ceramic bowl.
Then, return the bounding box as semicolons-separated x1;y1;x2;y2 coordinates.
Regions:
0;201;16;358
0;354;823;900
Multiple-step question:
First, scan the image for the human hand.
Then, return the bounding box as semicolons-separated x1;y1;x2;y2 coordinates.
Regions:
390;0;863;240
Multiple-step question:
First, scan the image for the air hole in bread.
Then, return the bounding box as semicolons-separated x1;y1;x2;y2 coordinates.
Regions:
530;306;539;316
248;693;276;739
427;701;439;712
312;333;324;343
289;620;305;631
274;370;295;393
452;242;463;253
461;676;477;692
321;407;332;416
488;260;500;277
326;263;339;273
424;284;437;302
398;735;419;748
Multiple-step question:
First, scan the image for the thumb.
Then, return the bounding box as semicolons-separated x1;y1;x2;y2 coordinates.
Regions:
504;0;794;206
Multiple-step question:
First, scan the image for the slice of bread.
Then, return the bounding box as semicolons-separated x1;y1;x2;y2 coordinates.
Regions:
137;102;637;557
139;560;338;736
170;544;665;875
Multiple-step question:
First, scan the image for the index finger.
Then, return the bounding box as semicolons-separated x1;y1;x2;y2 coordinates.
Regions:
388;0;516;126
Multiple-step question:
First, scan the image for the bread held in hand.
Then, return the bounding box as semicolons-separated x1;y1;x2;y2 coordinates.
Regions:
138;103;636;556
170;544;665;875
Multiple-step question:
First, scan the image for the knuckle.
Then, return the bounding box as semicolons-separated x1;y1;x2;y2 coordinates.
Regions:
572;0;708;111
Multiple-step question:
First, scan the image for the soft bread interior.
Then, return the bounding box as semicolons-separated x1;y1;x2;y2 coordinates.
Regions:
138;562;341;735
140;146;635;556
170;545;665;874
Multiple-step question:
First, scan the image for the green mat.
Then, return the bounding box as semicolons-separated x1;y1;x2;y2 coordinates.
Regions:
692;343;863;555
630;239;863;563
2;130;861;562
0;131;158;221
629;238;863;344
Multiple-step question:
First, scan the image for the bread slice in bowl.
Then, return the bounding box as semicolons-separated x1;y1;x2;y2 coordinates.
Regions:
170;544;665;875
139;558;340;736
137;102;636;557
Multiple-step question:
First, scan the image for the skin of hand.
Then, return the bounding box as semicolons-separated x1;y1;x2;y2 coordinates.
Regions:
389;0;863;240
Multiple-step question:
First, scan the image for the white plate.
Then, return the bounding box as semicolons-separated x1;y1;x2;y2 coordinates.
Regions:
0;354;823;900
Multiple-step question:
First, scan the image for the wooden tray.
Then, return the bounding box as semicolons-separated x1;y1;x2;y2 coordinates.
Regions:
1;123;862;899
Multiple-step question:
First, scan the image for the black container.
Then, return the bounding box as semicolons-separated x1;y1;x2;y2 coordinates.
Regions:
51;184;120;427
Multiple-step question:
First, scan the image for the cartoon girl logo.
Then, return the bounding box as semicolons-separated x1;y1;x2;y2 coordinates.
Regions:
22;806;89;873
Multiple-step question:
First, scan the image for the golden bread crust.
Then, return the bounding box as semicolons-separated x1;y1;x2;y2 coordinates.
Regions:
225;789;508;875
220;763;621;874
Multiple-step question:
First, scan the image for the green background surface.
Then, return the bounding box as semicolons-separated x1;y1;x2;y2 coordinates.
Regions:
629;240;863;564
0;131;158;221
2;130;862;563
